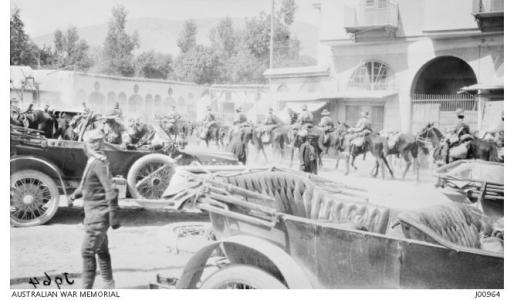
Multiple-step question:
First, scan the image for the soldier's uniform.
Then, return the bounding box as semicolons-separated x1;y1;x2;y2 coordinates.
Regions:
298;105;314;126
349;112;372;147
264;109;282;126
233;108;247;126
442;109;473;163
203;107;217;128
71;129;120;289
319;109;334;133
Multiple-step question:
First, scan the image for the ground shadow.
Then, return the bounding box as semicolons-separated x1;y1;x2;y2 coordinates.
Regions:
47;206;209;227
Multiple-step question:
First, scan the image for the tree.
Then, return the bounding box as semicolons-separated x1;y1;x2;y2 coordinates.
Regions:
10;8;39;66
279;0;297;26
101;4;139;76
173;45;220;84
177;19;197;53
209;17;237;58
135;51;173;79
52;27;93;71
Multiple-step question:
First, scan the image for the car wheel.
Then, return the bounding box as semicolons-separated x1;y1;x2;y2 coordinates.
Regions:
200;265;287;289
127;153;176;199
10;170;60;227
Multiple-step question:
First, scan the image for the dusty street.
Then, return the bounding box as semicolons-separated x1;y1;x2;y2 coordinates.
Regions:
11;148;451;289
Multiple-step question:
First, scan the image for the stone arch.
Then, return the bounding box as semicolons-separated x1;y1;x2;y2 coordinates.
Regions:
118;92;127;112
277;83;288;93
145;94;154;119
88;91;105;114
106;92;116;111
348;61;394;91
76;89;87;104
128;94;143;117
154;95;162;117
411;56;477;95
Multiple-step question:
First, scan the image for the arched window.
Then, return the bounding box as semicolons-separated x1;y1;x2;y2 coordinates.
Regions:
145;94;154;120
118;93;127;113
107;92;116;111
348;61;394;91
277;83;288;93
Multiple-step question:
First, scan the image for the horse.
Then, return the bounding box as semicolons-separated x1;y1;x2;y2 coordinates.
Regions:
345;131;395;179
417;123;499;164
198;122;221;148
250;124;289;163
19;109;56;138
226;125;254;165
317;121;350;170
383;131;430;181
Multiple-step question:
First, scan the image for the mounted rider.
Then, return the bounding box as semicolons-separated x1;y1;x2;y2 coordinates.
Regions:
348;111;373;147
167;106;181;123
233;107;248;126
319;109;334;145
297;104;314;129
442;108;473;162
203;105;217;129
259;108;282;142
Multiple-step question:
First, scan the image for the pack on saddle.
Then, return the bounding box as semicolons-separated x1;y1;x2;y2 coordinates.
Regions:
257;108;282;143
348;112;373;149
443;109;473;162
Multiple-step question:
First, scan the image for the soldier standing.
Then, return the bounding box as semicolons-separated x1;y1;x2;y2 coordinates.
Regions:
70;128;120;289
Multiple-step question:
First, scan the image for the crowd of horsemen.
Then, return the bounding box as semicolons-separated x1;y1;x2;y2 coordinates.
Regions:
10;98;504;175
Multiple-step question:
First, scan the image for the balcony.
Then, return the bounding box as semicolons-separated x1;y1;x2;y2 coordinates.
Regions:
344;0;399;40
472;0;503;32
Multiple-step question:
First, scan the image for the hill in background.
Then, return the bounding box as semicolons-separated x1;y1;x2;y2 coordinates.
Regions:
33;17;319;58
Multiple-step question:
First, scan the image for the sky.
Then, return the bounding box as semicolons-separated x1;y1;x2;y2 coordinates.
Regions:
11;0;320;38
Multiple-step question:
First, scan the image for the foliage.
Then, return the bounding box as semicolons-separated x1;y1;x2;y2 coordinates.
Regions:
135;51;173;79
10;8;39;66
101;4;139;76
177;19;197;53
52;27;93;71
209;17;237;58
172;45;220;84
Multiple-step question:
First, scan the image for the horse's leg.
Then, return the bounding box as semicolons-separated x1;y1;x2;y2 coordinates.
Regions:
382;154;395;179
370;159;379;178
401;152;411;180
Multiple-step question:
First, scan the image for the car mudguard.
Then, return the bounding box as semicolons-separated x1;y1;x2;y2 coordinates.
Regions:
10;155;68;200
176;235;313;289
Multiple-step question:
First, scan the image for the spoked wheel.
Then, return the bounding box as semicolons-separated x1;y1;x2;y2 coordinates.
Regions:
200;265;286;289
127;153;176;199
10;170;60;227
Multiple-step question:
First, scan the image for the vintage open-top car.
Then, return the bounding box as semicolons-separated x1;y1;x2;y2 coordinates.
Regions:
152;168;503;289
10;125;239;227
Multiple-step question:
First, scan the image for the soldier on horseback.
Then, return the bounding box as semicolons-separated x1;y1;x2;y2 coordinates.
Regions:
233;107;247;126
297;104;314;129
441;109;473;163
203;105;217;129
319;109;334;146
258;108;282;143
168;105;181;122
348;111;373;148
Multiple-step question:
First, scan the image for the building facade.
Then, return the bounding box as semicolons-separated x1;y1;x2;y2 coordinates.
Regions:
265;0;504;133
10;68;270;122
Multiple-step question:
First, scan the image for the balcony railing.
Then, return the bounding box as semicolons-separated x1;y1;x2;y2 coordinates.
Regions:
345;0;399;34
